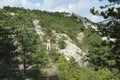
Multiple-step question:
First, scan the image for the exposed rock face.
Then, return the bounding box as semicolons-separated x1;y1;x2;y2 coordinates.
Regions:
102;37;108;41
33;19;44;35
77;32;84;41
80;17;98;31
64;13;72;17
33;19;44;41
54;33;87;66
8;12;16;16
71;14;98;31
33;20;88;66
102;37;116;42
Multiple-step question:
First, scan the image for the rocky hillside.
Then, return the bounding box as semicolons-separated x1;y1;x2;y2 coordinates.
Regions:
0;6;103;66
31;11;102;65
33;19;87;66
1;6;116;80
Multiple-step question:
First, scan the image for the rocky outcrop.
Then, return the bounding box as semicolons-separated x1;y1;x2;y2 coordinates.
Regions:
33;20;87;66
102;36;116;42
77;32;84;41
53;32;87;66
33;19;44;40
33;20;44;35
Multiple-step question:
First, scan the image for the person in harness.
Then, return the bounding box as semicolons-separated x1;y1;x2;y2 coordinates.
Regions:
46;36;51;51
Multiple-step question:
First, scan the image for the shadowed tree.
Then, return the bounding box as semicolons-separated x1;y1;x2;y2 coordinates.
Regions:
89;0;120;78
0;9;19;79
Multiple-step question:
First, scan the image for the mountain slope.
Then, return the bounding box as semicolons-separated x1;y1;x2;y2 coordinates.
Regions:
1;6;110;79
1;6;103;64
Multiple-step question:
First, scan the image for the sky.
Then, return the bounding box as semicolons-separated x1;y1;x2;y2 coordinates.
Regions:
0;0;110;22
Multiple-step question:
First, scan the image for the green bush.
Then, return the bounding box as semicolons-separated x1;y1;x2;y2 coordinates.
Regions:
58;39;66;49
49;49;61;62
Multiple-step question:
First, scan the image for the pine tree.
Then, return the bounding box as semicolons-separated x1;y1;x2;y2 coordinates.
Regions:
0;10;19;79
89;0;120;77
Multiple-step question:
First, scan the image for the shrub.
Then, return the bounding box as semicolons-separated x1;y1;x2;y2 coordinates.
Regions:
58;39;66;49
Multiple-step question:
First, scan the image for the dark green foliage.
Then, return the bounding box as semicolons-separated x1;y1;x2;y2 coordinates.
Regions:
44;28;52;36
0;7;47;79
0;10;19;79
89;0;120;78
58;56;118;80
58;37;66;49
49;49;61;62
